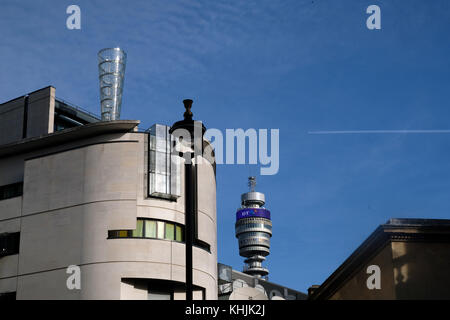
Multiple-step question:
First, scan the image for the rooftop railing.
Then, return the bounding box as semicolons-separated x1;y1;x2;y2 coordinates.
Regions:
55;97;101;120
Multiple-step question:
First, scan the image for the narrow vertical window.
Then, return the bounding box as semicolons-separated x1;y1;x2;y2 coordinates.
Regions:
132;220;144;237
148;124;181;199
157;221;165;239
165;223;175;240
145;220;156;238
176;225;183;242
148;290;171;300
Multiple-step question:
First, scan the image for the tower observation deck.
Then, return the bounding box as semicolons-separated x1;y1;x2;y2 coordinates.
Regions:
235;177;272;278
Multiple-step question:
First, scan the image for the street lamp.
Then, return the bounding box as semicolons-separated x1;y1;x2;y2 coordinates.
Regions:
169;99;206;301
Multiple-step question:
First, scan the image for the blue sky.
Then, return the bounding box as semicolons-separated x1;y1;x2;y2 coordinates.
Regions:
2;0;450;293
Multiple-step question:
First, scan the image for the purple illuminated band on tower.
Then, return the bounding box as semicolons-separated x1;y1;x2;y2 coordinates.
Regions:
236;208;271;221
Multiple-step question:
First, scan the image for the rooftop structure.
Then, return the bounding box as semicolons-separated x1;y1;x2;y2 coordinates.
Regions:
0;86;218;300
217;263;307;300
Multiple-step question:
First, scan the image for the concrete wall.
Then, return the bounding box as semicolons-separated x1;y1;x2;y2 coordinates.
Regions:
0;96;24;145
330;243;395;300
25;87;55;138
0;86;55;146
392;241;450;299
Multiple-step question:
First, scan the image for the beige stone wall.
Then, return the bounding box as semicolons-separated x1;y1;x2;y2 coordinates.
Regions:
328;240;450;300
330;243;395;300
392;241;450;299
25;86;55;138
134;133;218;299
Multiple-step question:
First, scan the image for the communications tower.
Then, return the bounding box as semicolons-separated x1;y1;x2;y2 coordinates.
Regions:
235;177;272;278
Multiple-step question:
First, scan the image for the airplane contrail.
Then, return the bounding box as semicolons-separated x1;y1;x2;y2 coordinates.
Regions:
308;130;450;134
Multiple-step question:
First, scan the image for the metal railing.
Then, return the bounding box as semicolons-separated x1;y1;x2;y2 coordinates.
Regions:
55;97;101;120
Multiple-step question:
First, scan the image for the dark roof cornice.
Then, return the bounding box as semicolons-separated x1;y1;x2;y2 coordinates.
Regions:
0;120;140;158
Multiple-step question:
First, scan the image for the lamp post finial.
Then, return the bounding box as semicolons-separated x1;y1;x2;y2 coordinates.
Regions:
183;99;193;120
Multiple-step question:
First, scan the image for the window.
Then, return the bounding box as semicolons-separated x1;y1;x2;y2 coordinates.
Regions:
148;124;181;200
157;221;164;239
146;124;212;252
165;223;175;240
0;182;23;201
0;292;16;301
132;219;144;237
53;99;100;132
148;290;171;300
145;220;156;238
122;278;205;301
194;238;211;252
108;219;211;251
118;230;128;238
0;232;20;258
108;219;184;242
176;225;182;242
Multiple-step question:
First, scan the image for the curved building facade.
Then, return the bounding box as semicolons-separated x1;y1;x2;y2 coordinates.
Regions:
0;87;218;299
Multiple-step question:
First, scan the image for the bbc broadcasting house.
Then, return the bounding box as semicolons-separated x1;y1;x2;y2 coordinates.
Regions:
0;85;307;300
0;85;220;299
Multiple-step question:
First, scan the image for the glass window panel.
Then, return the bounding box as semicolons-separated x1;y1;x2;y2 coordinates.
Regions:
156;138;167;152
157;221;164;239
3;188;13;199
175;225;182;242
132;220;144;237
0;183;23;200
149;150;156;172
170;155;181;196
155;173;167;194
17;183;23;195
165;223;175;240
148;290;171;300
149;134;156;150
145;220;156;238
156;151;168;174
118;230;128;238
149;173;156;194
148;124;181;199
155;124;166;137
154;125;168;152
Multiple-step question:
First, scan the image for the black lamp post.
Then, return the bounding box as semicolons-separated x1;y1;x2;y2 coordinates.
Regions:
169;99;206;301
